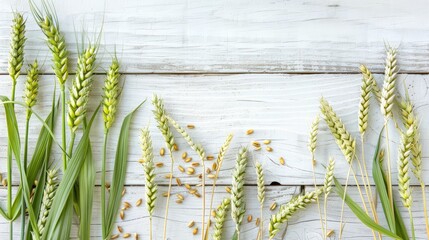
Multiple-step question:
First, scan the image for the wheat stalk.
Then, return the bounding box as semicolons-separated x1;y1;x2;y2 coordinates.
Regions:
103;57;121;131
269;188;322;239
380;47;398;120
24;60;39;119
67;46;97;133
231;147;248;240
212;198;231;240
255;162;265;239
140;128;157;240
205;134;234;240
37;169;59;236
152;95;175;240
320;98;355;163
360;65;381;102
358;66;373;136
8;12;26;84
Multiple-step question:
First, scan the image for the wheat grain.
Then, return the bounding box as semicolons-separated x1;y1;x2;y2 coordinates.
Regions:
67;46;97;132
320;98;355;163
358;66;373;135
103;57;121;131
231;147;248;238
24;60;39;118
212;198;231;240
269;188;322;239
380;47;398;120
398;125;414;209
8;12;26;83
37;169;59;236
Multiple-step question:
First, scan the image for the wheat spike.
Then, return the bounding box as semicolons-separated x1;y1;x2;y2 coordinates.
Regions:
67;46;97;132
399;100;422;181
152;95;175;151
255;162;265;205
31;3;68;86
38;169;59;236
231;147;248;234
167;116;205;160
398;125;414;209
216;134;233;168
308;115;320;154
103;57;121;131
24;60;39;118
212;198;231;240
380;47;398;120
320;98;355;163
140;128;157;216
358;65;373;135
360;65;381;102
323;158;335;195
269;188;322;239
8;12;26;83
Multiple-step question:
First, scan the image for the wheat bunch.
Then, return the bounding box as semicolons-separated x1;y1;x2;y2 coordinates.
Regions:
320;98;355;163
167;116;205;159
308;115;320;155
24;60;39;118
358;66;373;135
37;169;59;236
380;47;398;120
212;198;231;240
152;95;175;151
103;57;121;131
67;46;97;132
8;12;26;83
255;162;265;205
269;188;322;239
360;65;381;102
31;3;68;86
398;125;414;209
400;100;422;179
231;147;248;237
140;128;157;216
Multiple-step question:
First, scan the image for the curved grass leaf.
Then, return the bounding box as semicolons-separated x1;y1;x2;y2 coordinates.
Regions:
333;177;401;240
43;104;100;240
104;101;145;238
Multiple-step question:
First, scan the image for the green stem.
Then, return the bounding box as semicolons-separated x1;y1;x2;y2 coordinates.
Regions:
8;81;16;240
163;151;174;240
61;85;67;170
149;216;153;240
68;132;76;157
20;117;30;240
408;208;415;240
101;130;109;240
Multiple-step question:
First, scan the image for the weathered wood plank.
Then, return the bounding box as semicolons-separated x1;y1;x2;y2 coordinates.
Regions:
0;74;428;185
1;0;429;73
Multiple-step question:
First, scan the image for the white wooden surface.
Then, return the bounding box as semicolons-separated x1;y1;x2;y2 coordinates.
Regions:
0;0;429;239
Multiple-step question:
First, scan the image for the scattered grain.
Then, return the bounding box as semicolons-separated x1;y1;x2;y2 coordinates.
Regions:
225;186;231;193
327;229;335;237
266;146;273;152
186;167;195;175
173;143;179;151
188;220;195;228
185;184;191;190
165;173;173;179
212;163;218;171
178;165;185;172
160;148;165;156
208;174;216;179
193;227;198;235
187;124;195;129
255;218;260;226
191;162;200;167
155;162;164;168
185;157;192;163
206;155;215;161
135;198;142;207
117;226;123;233
134;233;138;240
182;152;188;159
176;199;183;204
120;210;124;220
252;141;261;148
176;178;182;186
121;188;126;196
123;233;131;238
162;192;170;197
111;234;119;239
263;140;271;145
177;194;184;201
279;157;285;165
270;202;277;211
246;129;254;135
247;215;253;222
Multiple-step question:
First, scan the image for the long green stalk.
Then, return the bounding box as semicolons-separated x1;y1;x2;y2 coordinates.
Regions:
9;81;17;240
61;85;67;170
101;131;108;240
21;118;30;240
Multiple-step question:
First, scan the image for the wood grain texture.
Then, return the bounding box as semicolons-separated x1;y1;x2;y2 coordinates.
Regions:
0;74;427;186
1;0;429;73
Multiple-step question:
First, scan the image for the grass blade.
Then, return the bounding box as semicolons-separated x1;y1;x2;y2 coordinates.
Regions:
78;141;95;240
43;104;100;240
372;128;396;232
333;177;401;239
105;101;144;238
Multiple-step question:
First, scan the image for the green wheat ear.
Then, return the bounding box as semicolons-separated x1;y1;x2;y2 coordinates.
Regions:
103;57;121;131
24;60;40;118
8;12;26;83
231;147;248;235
